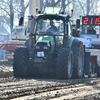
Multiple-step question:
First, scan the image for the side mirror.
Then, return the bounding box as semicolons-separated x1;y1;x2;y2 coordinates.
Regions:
76;19;80;28
19;17;24;26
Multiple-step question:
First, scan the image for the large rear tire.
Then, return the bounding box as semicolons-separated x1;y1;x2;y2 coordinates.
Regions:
72;42;84;78
13;47;29;77
56;48;73;79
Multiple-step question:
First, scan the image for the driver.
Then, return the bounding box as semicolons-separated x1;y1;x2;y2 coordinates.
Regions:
48;20;57;32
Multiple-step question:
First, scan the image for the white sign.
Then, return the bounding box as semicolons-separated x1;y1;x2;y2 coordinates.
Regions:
37;52;44;57
76;38;92;47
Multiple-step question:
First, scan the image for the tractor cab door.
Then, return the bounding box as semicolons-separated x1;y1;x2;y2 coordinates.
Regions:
29;20;37;48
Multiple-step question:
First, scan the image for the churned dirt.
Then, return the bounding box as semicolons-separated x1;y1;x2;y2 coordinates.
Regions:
0;61;100;100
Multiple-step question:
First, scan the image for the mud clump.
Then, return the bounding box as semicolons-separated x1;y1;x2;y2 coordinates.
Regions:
0;61;13;78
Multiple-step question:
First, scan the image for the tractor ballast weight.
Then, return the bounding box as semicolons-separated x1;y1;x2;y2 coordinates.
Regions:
13;8;85;79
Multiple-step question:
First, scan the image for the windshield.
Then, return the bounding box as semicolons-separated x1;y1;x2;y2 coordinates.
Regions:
35;19;64;47
36;19;64;35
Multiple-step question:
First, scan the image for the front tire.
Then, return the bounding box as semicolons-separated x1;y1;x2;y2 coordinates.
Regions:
56;48;73;79
13;47;29;77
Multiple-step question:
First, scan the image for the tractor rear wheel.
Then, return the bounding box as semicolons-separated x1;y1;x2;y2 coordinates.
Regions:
56;48;73;79
72;42;84;78
13;47;29;77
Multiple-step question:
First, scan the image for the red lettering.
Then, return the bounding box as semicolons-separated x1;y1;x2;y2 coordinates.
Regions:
83;18;88;24
95;18;98;24
97;18;100;25
90;18;93;24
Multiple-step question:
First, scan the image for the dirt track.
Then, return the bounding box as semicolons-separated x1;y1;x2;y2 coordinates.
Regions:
0;61;100;100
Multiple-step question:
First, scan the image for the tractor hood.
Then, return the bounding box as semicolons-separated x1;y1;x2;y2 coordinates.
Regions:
35;36;55;53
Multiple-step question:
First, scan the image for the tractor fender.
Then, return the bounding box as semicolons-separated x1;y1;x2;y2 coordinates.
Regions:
71;38;81;48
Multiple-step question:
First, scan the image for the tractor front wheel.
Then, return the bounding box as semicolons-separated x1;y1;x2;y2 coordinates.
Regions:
13;47;29;77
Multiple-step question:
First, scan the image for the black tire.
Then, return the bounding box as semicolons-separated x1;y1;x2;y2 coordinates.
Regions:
72;42;84;78
56;48;73;79
13;47;20;77
13;47;29;77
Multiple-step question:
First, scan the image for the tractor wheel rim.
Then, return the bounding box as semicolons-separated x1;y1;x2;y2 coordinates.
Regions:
79;50;83;73
68;54;72;77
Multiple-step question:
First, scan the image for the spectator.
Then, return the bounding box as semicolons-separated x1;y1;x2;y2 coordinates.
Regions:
87;25;96;34
72;26;80;37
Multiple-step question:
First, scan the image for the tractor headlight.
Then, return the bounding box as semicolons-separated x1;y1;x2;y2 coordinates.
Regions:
36;46;40;49
43;46;48;49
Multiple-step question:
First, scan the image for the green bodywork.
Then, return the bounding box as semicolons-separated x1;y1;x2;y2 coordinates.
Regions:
35;36;55;53
35;35;74;52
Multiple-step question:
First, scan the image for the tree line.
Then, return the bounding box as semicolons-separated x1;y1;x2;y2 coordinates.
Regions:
0;0;99;33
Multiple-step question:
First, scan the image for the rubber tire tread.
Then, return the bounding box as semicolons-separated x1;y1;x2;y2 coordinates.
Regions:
72;42;84;79
56;48;73;79
13;46;29;77
13;47;20;76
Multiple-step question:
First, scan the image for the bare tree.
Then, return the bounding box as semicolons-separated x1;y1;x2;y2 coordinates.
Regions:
42;0;72;13
77;0;99;16
0;0;29;32
0;0;100;33
43;0;61;9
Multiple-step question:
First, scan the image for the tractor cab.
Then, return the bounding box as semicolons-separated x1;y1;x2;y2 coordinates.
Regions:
29;13;73;51
35;19;64;48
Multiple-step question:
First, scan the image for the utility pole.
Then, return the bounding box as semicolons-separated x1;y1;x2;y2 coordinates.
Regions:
62;0;65;12
87;0;90;15
29;0;40;15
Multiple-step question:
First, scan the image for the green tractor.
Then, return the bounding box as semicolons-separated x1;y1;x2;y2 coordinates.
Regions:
13;10;85;79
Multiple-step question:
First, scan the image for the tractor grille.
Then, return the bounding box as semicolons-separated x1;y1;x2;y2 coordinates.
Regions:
37;42;47;46
35;42;50;55
36;48;48;55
